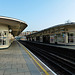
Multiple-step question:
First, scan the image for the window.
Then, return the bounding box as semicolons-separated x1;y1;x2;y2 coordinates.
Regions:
57;33;65;43
0;31;7;45
68;33;74;43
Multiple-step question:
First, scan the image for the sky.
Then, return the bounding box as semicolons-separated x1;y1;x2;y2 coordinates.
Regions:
0;0;75;31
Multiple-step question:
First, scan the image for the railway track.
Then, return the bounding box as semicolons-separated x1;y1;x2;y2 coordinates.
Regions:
19;40;75;75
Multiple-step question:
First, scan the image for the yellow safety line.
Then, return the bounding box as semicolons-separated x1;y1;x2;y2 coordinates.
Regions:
18;41;49;75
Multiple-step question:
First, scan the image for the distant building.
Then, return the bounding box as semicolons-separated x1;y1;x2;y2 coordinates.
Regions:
19;31;38;36
18;31;38;40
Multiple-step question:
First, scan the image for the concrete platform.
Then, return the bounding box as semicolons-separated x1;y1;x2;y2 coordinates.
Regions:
48;44;75;50
35;42;75;50
0;41;41;75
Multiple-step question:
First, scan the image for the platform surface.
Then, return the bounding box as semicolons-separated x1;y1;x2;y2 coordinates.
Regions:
49;44;75;50
37;42;75;50
0;41;41;75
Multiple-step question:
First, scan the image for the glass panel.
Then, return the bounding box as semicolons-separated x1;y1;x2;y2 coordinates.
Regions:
0;31;7;45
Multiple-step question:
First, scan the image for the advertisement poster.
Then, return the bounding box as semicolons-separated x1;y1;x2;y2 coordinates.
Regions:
50;36;54;43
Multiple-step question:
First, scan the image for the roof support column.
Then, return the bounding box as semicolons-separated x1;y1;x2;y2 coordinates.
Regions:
34;37;36;41
40;36;43;42
65;32;68;44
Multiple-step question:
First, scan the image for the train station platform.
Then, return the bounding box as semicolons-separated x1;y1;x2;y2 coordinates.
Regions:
34;41;75;50
0;41;41;75
0;41;55;75
48;44;75;50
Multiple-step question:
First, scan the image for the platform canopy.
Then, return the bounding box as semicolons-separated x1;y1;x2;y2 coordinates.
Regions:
0;16;27;36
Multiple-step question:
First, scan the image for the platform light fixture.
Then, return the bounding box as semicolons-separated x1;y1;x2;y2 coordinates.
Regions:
9;29;12;33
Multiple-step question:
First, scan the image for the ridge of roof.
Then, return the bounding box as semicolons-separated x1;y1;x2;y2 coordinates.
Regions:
0;16;27;24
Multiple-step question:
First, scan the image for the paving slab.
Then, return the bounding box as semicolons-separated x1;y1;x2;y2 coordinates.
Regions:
0;41;41;75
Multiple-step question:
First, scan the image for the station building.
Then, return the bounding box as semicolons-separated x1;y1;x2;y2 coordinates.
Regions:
26;22;75;45
0;16;27;49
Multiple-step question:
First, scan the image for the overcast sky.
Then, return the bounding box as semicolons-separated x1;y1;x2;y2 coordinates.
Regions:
0;0;75;31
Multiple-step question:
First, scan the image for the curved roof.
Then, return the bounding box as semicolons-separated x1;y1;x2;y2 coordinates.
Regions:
0;16;27;36
27;22;75;37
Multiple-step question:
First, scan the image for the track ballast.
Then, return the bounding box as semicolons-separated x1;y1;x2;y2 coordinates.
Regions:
19;40;75;75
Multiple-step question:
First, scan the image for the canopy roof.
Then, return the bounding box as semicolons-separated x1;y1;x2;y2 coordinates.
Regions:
0;16;27;36
27;22;75;37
